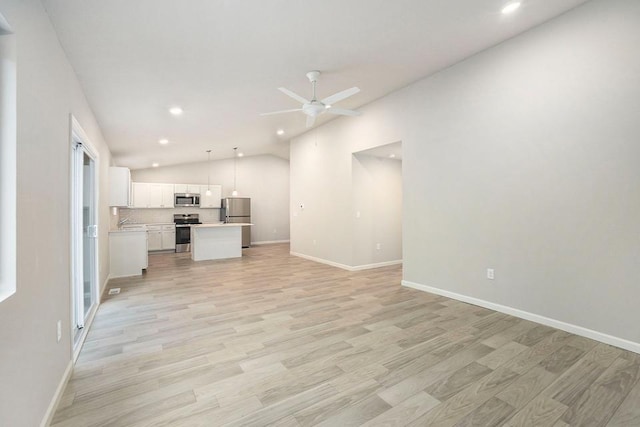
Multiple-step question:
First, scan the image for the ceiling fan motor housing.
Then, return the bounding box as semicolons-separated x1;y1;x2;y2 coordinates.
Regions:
303;101;326;117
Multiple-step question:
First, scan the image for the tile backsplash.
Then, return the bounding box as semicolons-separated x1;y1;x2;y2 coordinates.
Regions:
115;207;221;227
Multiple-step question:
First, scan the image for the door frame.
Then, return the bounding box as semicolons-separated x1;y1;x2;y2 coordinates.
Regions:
69;114;100;361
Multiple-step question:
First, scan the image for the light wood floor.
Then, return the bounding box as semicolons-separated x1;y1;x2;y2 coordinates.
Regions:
52;244;640;426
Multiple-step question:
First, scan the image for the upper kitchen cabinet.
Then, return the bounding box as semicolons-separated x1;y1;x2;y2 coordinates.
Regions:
109;167;132;207
200;185;222;208
174;183;201;194
132;182;175;208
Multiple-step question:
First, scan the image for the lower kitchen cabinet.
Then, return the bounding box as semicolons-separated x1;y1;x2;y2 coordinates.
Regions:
147;224;175;251
161;225;176;250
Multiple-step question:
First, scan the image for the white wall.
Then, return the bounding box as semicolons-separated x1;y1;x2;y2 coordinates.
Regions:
352;154;402;266
0;1;113;426
130;154;290;243
291;0;640;347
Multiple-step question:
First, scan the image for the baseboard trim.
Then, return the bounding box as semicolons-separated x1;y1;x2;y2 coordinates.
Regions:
350;260;403;271
291;251;402;272
40;359;73;427
251;240;290;246
402;280;640;354
73;300;99;363
99;274;111;303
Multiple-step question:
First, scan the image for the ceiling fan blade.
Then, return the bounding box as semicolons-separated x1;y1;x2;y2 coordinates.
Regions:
278;87;309;104
326;107;362;116
259;108;302;116
306;115;316;128
321;87;360;106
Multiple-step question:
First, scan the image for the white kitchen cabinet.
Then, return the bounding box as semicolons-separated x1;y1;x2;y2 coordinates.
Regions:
147;224;175;251
161;225;176;249
132;182;148;208
147;225;163;250
109;167;131;207
132;183;174;208
174;183;201;194
200;185;222;208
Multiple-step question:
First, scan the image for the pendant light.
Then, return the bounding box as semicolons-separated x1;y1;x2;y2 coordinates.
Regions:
232;147;239;196
205;150;212;196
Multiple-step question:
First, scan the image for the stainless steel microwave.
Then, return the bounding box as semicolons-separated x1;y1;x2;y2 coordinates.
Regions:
175;193;200;207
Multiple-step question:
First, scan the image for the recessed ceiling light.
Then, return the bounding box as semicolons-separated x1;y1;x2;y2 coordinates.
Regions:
237;152;244;157
276;129;285;136
389;154;396;158
325;105;332;109
158;138;169;145
169;106;183;115
502;2;521;14
152;162;159;168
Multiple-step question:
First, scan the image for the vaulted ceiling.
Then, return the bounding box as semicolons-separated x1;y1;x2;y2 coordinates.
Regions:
42;0;589;169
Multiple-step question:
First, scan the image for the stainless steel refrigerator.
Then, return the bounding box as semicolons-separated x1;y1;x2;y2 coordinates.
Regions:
221;197;251;248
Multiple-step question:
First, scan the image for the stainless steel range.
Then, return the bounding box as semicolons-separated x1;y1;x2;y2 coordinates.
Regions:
173;213;202;253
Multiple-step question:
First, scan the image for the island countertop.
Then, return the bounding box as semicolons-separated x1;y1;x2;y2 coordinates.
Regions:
192;223;253;228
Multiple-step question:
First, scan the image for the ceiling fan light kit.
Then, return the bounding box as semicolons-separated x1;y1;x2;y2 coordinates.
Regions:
261;70;362;128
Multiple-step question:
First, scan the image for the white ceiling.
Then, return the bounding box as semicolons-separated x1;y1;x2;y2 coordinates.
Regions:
41;0;589;170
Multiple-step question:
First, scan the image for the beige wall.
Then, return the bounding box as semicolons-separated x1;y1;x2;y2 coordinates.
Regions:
0;1;112;426
291;0;640;347
352;154;402;266
131;154;290;243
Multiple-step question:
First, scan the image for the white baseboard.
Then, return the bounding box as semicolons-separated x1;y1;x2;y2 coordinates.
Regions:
402;280;640;354
99;274;111;303
350;260;403;271
73;300;99;362
40;360;73;427
291;251;402;272
251;240;290;246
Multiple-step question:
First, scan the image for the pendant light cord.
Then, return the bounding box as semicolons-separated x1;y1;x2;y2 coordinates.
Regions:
233;147;238;195
206;150;211;191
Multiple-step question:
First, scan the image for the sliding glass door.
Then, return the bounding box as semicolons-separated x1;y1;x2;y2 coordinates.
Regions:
71;138;98;345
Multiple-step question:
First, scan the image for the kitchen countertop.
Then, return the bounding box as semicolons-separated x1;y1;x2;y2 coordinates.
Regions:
110;222;176;232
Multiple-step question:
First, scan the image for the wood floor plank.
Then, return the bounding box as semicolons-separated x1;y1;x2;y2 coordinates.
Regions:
315;393;392;427
561;355;640;426
50;244;639;427
477;341;529;370
496;366;558;410
606;375;640;426
360;391;440;427
425;362;493;401
503;394;567;427
454;396;515;427
407;366;520;427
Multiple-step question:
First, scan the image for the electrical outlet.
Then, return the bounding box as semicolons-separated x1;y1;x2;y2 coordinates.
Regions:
356;211;361;218
56;320;62;342
487;268;495;280
376;243;381;250
312;239;317;245
273;228;277;234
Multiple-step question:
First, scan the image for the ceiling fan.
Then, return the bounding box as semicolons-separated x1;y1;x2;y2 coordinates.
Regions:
261;71;362;128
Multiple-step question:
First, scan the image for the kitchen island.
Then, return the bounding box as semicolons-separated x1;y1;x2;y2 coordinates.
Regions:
191;223;253;261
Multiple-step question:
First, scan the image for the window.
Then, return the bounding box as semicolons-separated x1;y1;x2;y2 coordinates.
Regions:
0;13;16;303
